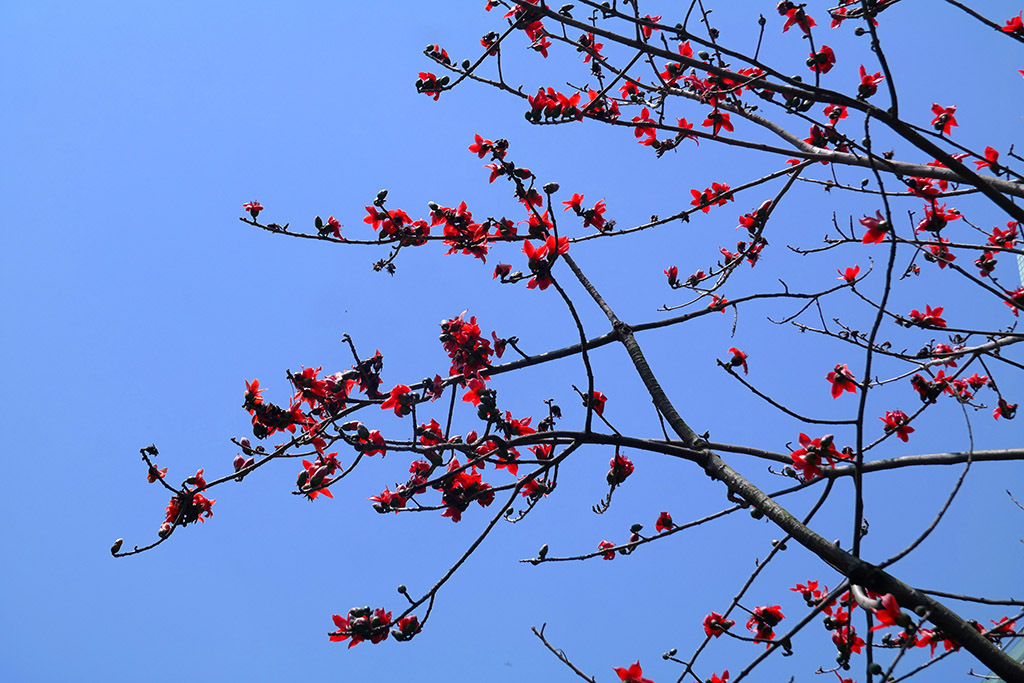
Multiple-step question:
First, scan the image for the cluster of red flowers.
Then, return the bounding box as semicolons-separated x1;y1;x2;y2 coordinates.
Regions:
522;235;570;290
690;183;733;213
439;311;498;378
329;606;393;648
746;604;785;644
790;433;850;480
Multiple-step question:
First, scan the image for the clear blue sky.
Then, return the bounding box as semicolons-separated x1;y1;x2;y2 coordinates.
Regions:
3;2;1022;682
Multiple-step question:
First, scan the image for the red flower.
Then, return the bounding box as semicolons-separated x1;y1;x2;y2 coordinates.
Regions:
975;146;999;170
908;304;946;328
329;607;392;647
613;660;654;683
826;363;857;399
747;605;785;643
994;398;1018;420
790;433;845;480
607;453;635;485
1001;12;1024;36
879;410;914;442
655;511;674;532
727;347;748;374
824;104;847;123
703;612;735;637
782;7;816;34
858;65;884;98
664;265;679;286
639;15;661;39
243;201;263;218
1005;287;1024;317
859;210;889;244
585;391;608;416
870;594;906;631
710;672;729;683
469;134;495;159
930;104;958;135
702;109;733;137
808;45;836;74
708;294;728;313
147;465;168;483
837;265;860;282
381;384;413;416
416;72;442;101
598;540;616;560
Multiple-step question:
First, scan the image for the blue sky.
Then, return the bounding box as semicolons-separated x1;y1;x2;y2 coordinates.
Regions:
3;2;1022;681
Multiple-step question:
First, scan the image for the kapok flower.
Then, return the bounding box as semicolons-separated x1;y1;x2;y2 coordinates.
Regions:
381;384;413;416
860;210;889;244
702;109;733;137
747;605;785;643
607;453;635;485
790;433;845;480
710;672;729;683
329;607;393;647
613;660;654;683
870;594;908;631
994;398;1017;420
908;305;946;328
1001;12;1024;36
838;265;860;282
598;540;616;560
930;104;958;135
1005;287;1024;317
975;146;999;171
808;45;836;74
727;347;748;374
655;511;674;532
857;65;884;98
782;7;816;34
703;612;735;637
243;201;263;218
826;363;857;399
584;391;608;416
879;410;914;442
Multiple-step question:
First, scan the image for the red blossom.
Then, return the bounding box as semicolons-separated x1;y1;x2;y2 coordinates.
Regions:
613;660;654;683
243;201;263;218
782;7;816;34
908;304;946;328
879;410;914;442
860;210;889;244
607;453;635;485
655;511;674;532
994;398;1017;420
329;607;392;647
703;611;735;637
585;391;608;416
381;384;413;416
975;146;999;170
790;433;846;480
808;45;836;74
930;104;958;135
858;65;884;98
598;540;616;560
702;109;733;137
727;347;748;374
639;15;661;40
747;605;785;643
838;265;860;282
1001;12;1024;36
826;363;857;399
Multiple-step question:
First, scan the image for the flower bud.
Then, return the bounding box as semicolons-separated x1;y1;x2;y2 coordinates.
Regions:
543;182;560;194
239;437;253;454
233;454;247;471
110;538;123;555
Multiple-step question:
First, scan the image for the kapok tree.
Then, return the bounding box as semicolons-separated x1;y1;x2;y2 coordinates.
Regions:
114;2;1024;682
